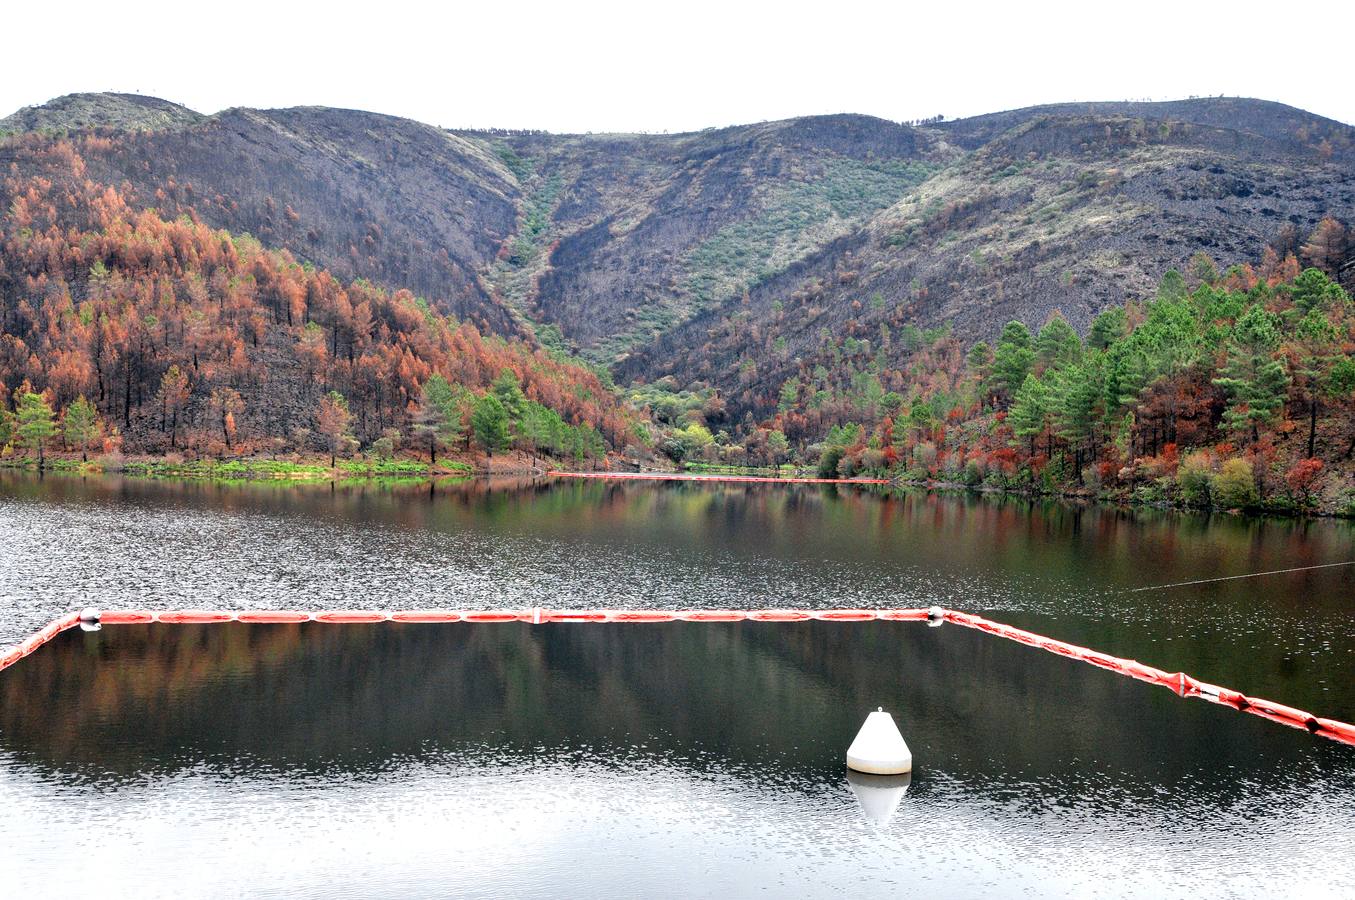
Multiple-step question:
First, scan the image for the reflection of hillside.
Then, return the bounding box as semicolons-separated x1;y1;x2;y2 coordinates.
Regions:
0;471;553;516
5;474;1349;610
3;623;1349;808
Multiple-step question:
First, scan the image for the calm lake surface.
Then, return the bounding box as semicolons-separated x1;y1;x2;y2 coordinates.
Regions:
1;472;1353;898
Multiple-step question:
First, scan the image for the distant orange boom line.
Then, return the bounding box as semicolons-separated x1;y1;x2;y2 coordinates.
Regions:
547;471;890;485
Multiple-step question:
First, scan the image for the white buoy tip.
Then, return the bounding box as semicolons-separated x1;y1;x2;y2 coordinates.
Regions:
846;708;912;775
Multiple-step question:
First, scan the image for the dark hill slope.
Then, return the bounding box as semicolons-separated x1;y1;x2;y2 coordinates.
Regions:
459;114;948;360
938;97;1355;158
4;99;527;336
619;106;1355;415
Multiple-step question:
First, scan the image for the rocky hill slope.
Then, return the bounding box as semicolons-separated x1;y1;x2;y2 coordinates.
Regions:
464;114;946;361
0;93;205;133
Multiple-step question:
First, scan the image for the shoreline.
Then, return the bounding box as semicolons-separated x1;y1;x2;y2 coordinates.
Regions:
0;456;467;480
0;447;614;481
887;476;1355;521
2;454;1350;521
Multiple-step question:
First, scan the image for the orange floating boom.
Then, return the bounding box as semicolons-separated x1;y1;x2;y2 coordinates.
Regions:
0;607;1350;748
547;471;890;485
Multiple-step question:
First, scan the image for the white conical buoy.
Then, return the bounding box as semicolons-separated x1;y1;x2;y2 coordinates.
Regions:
846;770;911;826
846;707;912;774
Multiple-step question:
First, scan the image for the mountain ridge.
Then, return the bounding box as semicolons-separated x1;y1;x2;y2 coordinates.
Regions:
10;93;1351;138
4;92;1353;421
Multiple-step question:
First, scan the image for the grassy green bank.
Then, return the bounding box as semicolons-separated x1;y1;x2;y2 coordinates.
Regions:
0;455;472;482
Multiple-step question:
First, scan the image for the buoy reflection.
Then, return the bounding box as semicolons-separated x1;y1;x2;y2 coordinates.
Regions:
846;769;911;827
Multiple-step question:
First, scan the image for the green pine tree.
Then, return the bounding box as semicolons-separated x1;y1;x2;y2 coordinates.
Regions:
471;392;510;455
1291;309;1343;458
1213;304;1290;443
1157;268;1188;302
1087;308;1127;350
519;401;567;456
1008;374;1052;459
16;391;58;469
1051;354;1105;479
987;321;1035;406
491;369;527;427
1289;267;1348;316
413;375;463;464
61;396;102;462
1035;313;1082;372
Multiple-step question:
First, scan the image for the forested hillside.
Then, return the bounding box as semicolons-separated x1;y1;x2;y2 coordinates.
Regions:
0;140;639;463
646;248;1355;513
2;95;527;336
2;92;1354;503
6;93;1352;413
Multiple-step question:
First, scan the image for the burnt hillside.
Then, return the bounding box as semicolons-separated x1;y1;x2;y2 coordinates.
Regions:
4;93;1354;421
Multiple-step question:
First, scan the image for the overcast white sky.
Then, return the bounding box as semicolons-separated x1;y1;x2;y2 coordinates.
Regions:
5;0;1353;132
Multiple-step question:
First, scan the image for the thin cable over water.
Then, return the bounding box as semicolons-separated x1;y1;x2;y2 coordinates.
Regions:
1122;560;1355;593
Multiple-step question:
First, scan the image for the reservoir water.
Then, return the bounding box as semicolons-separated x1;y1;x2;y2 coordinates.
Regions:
1;473;1352;898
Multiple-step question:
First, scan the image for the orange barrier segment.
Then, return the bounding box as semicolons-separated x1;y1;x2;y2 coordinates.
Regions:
544;611;609;623
157;610;236;624
102;610;156;624
814;609;880;622
0;611;79;672
314;611;389;623
462;611;526;623
1;606;1351;748
678;610;749;622
390;610;463;623
750;610;813;622
608;611;679;623
237;611;313;623
938;609;1354;747
549;471;890;486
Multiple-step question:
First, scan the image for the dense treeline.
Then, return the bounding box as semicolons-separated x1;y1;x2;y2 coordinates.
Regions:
642;238;1355;513
0;142;638;463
